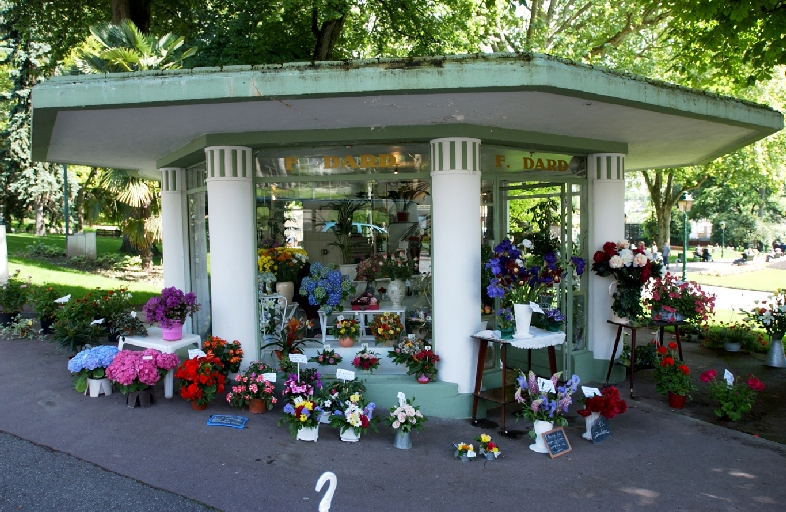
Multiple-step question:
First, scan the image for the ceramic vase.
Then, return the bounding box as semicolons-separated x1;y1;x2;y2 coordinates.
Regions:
582;411;600;441
85;377;112;398
275;281;295;304
529;420;554;453
417;374;430;384
338;336;355;348
387;279;406;308
162;321;183;341
393;429;412;449
297;425;319;442
340;428;361;442
513;303;533;338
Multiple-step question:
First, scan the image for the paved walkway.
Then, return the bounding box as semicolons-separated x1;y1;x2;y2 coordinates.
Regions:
1;333;785;511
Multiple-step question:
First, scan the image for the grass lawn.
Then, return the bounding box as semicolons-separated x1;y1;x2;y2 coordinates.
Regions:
5;233;160;305
709;308;747;325
690;269;785;293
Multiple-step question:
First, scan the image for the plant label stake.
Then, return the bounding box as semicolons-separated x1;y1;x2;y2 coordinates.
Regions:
336;369;355;382
324;344;331;350
361;343;369;350
582;386;601;397
262;372;277;383
724;369;734;386
289;353;308;379
425;345;431;351
188;349;207;359
537;377;555;393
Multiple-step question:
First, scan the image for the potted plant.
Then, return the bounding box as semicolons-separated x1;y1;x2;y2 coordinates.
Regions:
316;379;367;424
174;355;226;410
454;442;477;462
701;320;766;353
514;370;580;453
377;251;413;307
700;369;765;421
260;316;312;370
257;246;308;303
106;349;180;407
351;291;379;310
226;361;277;414
282;370;322;401
67;345;119;397
352;347;381;373
536;307;565;332
496;306;515;337
406;347;440;383
388;337;425;366
323;200;368;265
298;262;355;314
309;347;343;366
645;274;715;324
279;396;323;441
385;396;426;449
28;284;62;334
742;289;786;366
331;316;360;348
142;286;201;340
0;316;39;340
203;336;244;376
328;393;377;442
474;433;500;460
0;270;30;326
51;294;106;353
591;241;662;321
653;342;695;408
577;386;627;440
368;312;403;345
96;288;146;343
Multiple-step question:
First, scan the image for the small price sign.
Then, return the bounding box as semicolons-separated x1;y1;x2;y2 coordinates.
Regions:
425;345;432;351
582;386;601;398
188;349;207;359
323;344;331;350
262;373;277;382
361;343;369;350
724;369;734;386
537;377;555;393
336;369;355;381
289;354;308;364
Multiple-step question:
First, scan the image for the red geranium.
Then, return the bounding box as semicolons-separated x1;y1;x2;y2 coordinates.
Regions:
678;364;690;375
747;375;765;392
700;369;717;383
656;346;668;355
660;356;674;367
175;356;225;406
668;342;678;350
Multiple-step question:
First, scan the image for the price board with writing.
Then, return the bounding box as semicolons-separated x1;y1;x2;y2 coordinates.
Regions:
289;353;308;364
591;415;611;444
262;372;277;383
336;368;355;381
543;427;572;458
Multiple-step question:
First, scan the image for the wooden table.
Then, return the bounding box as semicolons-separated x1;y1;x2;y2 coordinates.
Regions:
471;328;566;435
604;319;685;398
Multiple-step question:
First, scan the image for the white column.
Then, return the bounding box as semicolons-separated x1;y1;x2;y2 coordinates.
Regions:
588;153;626;361
430;137;482;394
160;168;189;292
205;146;257;368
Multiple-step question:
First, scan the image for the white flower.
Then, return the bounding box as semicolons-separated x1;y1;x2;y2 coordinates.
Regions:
644;250;653;260
398;412;406;422
337;315;345;321
521;239;533;249
619;249;634;266
130;311;137;318
633;254;648;267
609;255;624;269
515;258;524;267
392;420;401;429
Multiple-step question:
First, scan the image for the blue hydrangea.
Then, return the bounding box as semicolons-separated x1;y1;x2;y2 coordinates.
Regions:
67;346;119;373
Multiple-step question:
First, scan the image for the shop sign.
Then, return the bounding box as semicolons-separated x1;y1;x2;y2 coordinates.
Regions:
285;154;397;171
494;154;570;172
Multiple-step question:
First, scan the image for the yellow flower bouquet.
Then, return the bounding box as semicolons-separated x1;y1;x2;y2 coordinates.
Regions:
369;312;404;345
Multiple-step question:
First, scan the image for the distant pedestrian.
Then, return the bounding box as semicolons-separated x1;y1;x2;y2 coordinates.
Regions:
662;244;671;269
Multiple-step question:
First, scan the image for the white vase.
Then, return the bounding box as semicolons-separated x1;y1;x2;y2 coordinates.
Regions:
582;412;600;441
529;420;554;453
296;425;320;442
319;411;332;424
85;377;112;398
513;303;533;338
340;427;361;442
339;264;357;281
388;279;406;308
275;281;295;304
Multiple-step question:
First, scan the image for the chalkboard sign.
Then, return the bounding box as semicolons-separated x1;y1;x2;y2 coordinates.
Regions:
591;415;611;444
542;427;572;458
207;415;248;429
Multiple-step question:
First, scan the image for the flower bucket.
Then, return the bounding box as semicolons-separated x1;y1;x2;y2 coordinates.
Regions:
723;341;741;353
483;452;497;461
319;411;332;424
417;374;430;384
529;420;553;453
275;281;295;304
85;377;112;398
248;399;266;414
340;428;361;442
162;321;183;341
513;303;533;338
668;392;686;409
296;425;319;442
0;312;19;328
387;279;406;308
393;429;412;449
582;411;600;441
338;336;355;348
765;332;786;368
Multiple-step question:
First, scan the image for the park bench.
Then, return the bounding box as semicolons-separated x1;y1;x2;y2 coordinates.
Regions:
95;228;121;237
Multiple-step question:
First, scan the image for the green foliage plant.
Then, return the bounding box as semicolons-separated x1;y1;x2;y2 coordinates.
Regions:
28;283;63;320
652;343;696;397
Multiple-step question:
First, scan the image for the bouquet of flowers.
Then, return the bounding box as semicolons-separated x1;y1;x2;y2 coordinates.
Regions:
536;307;565;331
203;336;244;375
258;247;308;283
351;291;379;310
486;239;585;304
653;343;695;397
514;371;580;436
279;396;322;438
496;307;515;332
226;361;277;410
378;251;414;280
106;349;180;394
318;379;367;414
328;393;378;436
388;337;425;365
368;312;403;345
474;433;500;459
282;369;322;399
592;241;663;319
299;262;355;313
142;287;200;329
742;289;786;335
577;386;628;419
67;345;119;392
645;274;715;324
355;256;382;282
352;347;381;372
331;316;360;341
309;347;343;366
454;442;476;461
385;396;426;433
174;355;226;406
406;348;440;379
700;369;765;421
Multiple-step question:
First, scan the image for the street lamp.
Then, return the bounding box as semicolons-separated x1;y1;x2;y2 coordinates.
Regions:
678;193;693;280
720;221;726;258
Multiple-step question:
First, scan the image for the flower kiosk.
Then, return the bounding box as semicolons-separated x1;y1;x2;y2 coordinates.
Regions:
31;53;782;417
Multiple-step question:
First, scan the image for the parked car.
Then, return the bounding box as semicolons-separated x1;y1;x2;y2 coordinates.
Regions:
321;222;387;235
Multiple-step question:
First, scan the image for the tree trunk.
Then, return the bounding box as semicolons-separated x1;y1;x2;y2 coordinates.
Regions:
139;244;152;272
120;234;136;253
111;0;151;33
658;210;671;248
74;167;97;233
34;196;45;236
312;10;347;61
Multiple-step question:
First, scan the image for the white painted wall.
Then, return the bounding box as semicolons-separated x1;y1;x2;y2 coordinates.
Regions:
430;137;481;393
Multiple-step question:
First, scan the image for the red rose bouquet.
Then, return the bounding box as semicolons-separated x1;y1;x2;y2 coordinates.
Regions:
175;356;226;407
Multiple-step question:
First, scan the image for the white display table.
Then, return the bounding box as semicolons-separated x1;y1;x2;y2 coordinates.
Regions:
118;327;202;399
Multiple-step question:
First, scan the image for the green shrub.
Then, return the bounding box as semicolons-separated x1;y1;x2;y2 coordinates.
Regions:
702;321;768;353
19;242;65;258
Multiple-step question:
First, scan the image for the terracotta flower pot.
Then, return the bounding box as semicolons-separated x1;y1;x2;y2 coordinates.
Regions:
338;336;355;348
248;399;266;414
191;400;208;411
668;392;686;409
